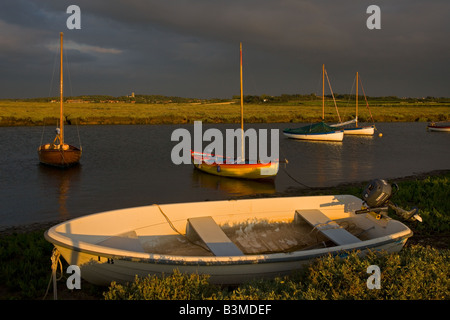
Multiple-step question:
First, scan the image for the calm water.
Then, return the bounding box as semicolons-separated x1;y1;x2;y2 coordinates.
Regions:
0;122;449;229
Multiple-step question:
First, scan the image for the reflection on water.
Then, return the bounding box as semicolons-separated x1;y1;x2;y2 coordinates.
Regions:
0;122;449;228
37;165;82;219
191;168;276;196
292;139;345;187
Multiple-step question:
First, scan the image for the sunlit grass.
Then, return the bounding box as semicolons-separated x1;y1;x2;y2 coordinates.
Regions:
0;99;449;125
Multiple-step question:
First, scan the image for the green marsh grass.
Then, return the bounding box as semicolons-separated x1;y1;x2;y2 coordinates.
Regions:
0;230;53;299
1;99;449;126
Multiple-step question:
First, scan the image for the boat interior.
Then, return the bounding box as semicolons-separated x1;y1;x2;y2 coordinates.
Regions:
51;197;410;258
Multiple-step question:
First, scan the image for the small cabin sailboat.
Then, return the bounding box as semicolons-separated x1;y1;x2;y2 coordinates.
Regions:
191;43;279;179
283;65;344;142
330;72;375;135
38;33;82;167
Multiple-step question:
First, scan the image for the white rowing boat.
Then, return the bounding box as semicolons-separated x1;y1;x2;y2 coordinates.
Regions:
45;195;413;285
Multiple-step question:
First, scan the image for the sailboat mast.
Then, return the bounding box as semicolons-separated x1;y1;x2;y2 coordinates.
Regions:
356;71;358;127
240;42;244;159
322;64;325;120
60;32;64;146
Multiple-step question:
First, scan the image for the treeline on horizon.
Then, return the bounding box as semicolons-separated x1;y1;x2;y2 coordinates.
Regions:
233;94;450;105
5;93;450;104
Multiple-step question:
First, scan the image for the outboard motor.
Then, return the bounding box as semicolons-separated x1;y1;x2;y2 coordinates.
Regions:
362;179;393;208
357;179;422;222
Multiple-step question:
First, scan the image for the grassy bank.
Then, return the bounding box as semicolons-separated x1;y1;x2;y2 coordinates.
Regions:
1;98;449;126
0;171;448;300
104;245;449;300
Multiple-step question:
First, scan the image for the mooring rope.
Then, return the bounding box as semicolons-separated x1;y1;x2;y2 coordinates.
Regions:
43;247;63;300
279;146;312;189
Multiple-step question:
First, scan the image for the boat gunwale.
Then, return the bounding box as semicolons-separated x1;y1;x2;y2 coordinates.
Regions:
191;152;279;169
45;230;412;266
38;143;81;150
282;130;344;136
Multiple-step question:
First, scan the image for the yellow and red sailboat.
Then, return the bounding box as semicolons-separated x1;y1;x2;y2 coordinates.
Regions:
191;150;279;179
38;33;82;167
191;43;279;179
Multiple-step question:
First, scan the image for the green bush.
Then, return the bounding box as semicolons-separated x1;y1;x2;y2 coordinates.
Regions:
103;245;449;300
0;231;54;299
298;245;449;300
103;269;221;300
390;173;450;234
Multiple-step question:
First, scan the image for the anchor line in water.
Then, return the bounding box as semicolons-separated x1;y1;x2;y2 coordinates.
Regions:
279;146;312;189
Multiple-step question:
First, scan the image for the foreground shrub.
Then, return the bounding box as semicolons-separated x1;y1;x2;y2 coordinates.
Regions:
0;230;53;299
104;245;449;300
391;173;450;234
103;269;221;300
299;245;449;300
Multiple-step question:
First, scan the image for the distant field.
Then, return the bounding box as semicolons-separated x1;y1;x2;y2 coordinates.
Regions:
0;99;449;126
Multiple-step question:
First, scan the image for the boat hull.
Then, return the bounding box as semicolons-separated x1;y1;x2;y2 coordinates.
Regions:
50;236;407;286
343;125;375;135
283;130;344;142
38;144;82;167
427;125;450;132
191;151;279;179
45;195;412;286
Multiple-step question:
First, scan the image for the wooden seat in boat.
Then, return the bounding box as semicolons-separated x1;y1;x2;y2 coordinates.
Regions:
186;216;244;256
97;230;145;253
295;209;362;246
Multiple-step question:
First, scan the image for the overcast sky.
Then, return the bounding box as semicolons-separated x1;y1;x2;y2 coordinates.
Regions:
0;0;449;99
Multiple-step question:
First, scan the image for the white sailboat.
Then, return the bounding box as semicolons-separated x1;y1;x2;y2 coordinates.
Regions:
331;72;375;135
283;65;344;142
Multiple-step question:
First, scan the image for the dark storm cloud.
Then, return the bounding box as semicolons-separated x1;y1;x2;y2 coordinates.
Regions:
0;0;449;98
